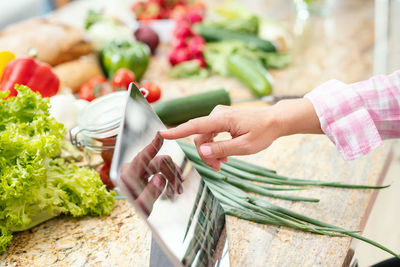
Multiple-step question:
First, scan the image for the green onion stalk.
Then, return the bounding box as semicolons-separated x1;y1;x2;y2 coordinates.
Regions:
178;141;399;258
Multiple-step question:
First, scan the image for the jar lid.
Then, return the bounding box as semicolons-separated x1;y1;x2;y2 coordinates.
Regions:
77;91;128;138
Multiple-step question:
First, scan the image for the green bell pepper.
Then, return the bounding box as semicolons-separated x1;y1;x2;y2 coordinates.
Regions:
100;40;150;81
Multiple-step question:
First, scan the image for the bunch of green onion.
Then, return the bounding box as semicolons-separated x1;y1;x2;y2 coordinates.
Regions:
178;141;400;258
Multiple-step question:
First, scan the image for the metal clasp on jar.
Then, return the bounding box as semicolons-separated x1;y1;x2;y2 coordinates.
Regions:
70;126;117;151
70;125;85;148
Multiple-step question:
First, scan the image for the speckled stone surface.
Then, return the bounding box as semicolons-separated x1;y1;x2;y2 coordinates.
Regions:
0;200;151;266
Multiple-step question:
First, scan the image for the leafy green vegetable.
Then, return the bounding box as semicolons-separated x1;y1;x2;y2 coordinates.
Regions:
84;10;135;51
168;60;209;79
257;52;291;69
203;41;247;75
204;41;290;76
204;3;259;34
0;86;115;253
85;10;105;30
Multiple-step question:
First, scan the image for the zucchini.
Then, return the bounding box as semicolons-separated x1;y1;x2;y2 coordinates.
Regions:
227;53;273;97
153;89;231;125
194;24;277;52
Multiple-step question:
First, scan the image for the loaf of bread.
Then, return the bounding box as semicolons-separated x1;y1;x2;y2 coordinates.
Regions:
53;54;103;93
0;19;92;65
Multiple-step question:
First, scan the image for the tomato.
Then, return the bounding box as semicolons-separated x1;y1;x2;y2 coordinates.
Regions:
78;76;113;101
140;81;161;103
112;68;136;90
99;136;117;166
96;164;114;189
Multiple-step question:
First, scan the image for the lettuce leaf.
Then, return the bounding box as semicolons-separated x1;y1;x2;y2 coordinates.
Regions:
0;85;115;252
205;3;259;34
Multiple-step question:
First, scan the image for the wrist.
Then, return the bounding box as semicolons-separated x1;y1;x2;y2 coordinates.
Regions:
272;98;323;137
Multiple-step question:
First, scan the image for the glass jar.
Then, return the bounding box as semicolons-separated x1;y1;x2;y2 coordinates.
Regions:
70;91;128;166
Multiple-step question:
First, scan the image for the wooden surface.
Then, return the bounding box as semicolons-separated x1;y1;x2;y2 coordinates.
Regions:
1;0;397;266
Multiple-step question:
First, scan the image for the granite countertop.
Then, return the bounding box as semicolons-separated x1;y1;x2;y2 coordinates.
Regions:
1;0;395;266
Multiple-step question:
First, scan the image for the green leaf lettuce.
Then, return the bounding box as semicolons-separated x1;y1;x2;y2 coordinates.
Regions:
0;85;115;253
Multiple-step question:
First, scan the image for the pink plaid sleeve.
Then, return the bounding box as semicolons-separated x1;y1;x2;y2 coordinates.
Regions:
305;70;400;160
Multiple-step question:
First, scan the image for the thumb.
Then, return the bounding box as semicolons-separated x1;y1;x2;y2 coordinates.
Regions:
199;136;250;159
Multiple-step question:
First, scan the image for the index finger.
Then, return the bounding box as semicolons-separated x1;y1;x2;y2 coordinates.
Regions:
129;133;164;179
159;116;228;140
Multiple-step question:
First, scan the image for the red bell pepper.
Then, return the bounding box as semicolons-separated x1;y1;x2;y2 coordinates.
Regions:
0;57;60;98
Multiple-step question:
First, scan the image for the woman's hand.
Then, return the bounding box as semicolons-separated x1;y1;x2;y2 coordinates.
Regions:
120;133;184;216
160;98;322;171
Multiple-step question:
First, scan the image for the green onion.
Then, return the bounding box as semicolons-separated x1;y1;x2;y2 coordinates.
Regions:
177;142;399;258
202;176;400;258
179;141;389;189
192;161;319;202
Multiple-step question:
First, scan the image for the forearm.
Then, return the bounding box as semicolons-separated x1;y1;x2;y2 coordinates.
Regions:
273;98;323;137
303;70;400;160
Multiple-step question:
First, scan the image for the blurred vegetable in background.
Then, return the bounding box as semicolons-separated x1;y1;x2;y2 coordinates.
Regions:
168;60;209;79
0;51;15;79
203;2;259;34
195;24;276;52
0;57;59;98
202;39;289;96
140;81;161;103
85;10;135;51
228;53;273;96
112;68;136;90
49;93;88;130
100;40;150;80
78;76;113;102
131;0;199;20
168;3;206;67
134;24;160;54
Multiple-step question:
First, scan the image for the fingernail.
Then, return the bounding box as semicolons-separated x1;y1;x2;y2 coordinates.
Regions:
200;145;212;157
166;185;173;198
178;184;183;194
153;175;164;190
158;130;167;136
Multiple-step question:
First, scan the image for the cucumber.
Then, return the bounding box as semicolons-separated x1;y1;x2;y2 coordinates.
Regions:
153;89;231;125
194;24;277;52
227;53;273;97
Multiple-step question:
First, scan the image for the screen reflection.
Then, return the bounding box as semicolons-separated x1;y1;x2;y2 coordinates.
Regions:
110;84;229;267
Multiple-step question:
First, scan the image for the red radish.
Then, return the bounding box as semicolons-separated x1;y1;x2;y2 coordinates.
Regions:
192;56;206;68
134;24;160;54
172;38;187;49
191;35;205;45
168;50;179;65
174;48;191;64
187;9;203;24
173;23;192;39
188;36;205;57
168;3;206;67
169;48;191;65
